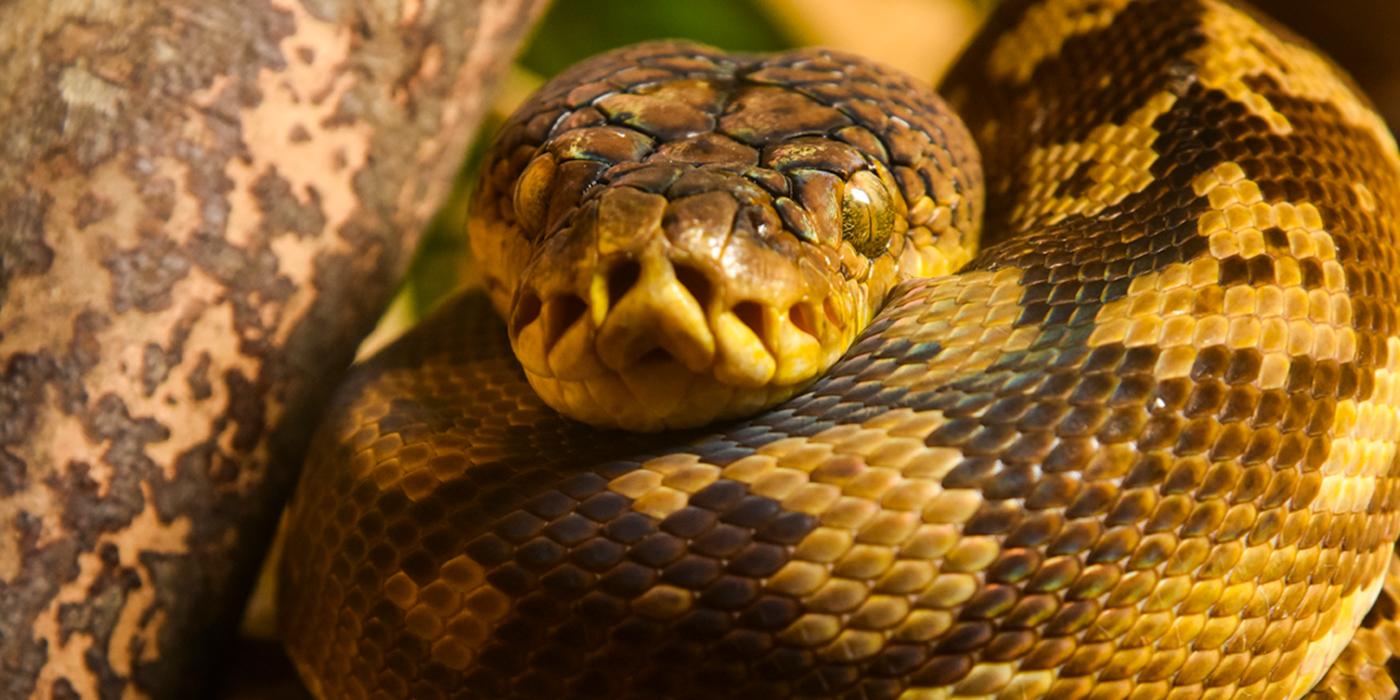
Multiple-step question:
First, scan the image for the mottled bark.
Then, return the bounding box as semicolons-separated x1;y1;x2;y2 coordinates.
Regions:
0;1;544;697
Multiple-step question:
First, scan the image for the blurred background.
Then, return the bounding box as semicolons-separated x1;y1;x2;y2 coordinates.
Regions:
222;0;1400;695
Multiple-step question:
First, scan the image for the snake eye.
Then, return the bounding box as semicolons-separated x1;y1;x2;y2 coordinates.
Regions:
841;169;896;258
513;153;557;234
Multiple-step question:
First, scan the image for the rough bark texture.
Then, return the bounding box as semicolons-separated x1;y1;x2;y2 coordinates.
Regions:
0;1;544;697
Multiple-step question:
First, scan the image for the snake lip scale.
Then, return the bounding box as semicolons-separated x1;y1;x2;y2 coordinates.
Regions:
280;0;1400;697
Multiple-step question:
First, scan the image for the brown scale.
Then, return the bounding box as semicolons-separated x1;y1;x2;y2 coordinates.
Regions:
280;0;1400;698
475;38;981;285
944;0;1400;696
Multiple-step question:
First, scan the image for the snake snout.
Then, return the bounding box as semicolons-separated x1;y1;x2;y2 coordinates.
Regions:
510;187;713;378
513;252;720;377
506;183;852;430
591;256;716;373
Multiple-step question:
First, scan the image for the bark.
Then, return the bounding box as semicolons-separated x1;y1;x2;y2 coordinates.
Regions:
0;0;544;697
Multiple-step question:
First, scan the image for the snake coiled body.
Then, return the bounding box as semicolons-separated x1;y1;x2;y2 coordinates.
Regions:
280;0;1400;697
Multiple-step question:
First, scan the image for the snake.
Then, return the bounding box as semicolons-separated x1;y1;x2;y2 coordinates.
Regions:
276;0;1400;697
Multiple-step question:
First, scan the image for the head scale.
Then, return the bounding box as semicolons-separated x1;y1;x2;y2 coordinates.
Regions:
470;41;982;430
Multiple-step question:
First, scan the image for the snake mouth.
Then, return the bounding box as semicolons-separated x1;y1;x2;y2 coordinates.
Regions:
493;153;973;431
509;249;852;431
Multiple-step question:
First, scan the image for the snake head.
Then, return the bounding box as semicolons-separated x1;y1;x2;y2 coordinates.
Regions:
470;42;981;430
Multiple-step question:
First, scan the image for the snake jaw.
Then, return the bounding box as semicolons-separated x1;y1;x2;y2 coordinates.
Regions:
504;180;867;430
499;155;977;430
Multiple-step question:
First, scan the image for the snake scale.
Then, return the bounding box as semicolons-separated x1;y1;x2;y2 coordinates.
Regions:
278;0;1400;697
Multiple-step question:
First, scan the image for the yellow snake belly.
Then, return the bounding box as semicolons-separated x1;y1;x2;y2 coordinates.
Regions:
278;0;1400;697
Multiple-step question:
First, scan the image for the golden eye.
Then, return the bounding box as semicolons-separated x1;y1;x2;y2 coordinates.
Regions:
841;169;896;258
513;153;557;234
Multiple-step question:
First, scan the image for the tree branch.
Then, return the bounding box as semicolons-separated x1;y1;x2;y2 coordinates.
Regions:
0;0;545;696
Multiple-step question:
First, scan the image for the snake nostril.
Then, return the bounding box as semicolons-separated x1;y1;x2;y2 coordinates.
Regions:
789;302;818;338
512;291;542;337
639;347;673;365
606;260;642;308
673;263;713;311
733;301;768;348
544;294;587;349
